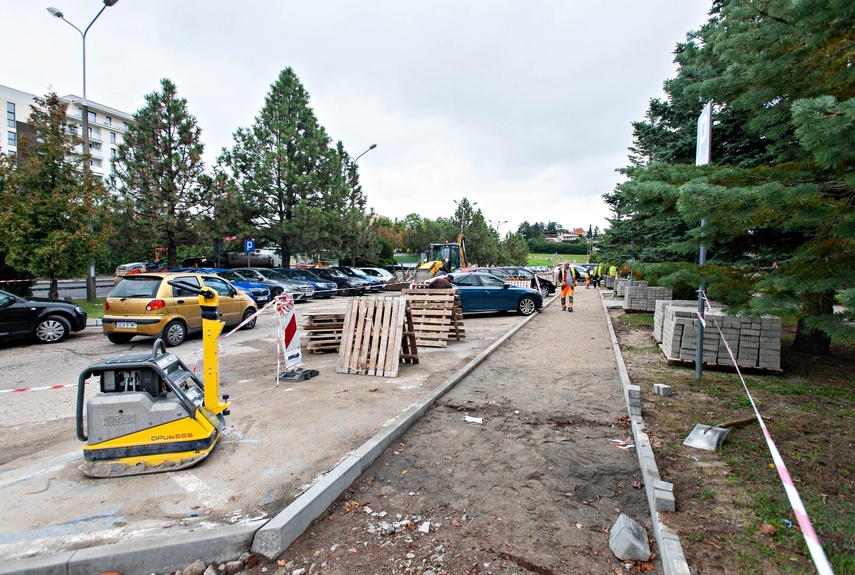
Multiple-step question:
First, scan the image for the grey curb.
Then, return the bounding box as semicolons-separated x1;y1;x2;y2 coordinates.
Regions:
252;294;551;560
601;296;691;575
0;524;257;575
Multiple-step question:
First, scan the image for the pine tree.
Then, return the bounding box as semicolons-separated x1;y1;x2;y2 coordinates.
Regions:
115;79;208;268
604;0;855;354
214;68;350;267
0;93;112;299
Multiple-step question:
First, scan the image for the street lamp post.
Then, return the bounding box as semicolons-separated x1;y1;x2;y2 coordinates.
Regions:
353;143;377;163
47;0;119;302
453;199;477;236
489;219;507;236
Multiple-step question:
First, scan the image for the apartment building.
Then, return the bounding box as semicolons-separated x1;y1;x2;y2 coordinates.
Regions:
1;84;133;189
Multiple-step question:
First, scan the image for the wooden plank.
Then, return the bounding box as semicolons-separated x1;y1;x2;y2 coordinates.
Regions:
367;298;386;376
386;298;404;377
375;297;394;377
355;298;374;375
336;299;359;373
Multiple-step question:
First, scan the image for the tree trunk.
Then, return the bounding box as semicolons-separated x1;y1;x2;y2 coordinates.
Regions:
791;317;831;355
790;290;835;355
49;278;59;301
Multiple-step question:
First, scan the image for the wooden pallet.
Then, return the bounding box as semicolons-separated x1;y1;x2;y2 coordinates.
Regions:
336;297;419;377
302;308;347;354
402;288;466;346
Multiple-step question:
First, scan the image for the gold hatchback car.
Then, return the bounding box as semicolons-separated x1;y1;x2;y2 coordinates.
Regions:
102;272;258;346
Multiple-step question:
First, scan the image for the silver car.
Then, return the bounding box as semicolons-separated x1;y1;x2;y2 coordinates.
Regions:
233;268;314;301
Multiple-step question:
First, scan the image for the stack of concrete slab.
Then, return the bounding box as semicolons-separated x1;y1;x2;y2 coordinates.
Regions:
605;275;616;289
624;285;673;312
658;305;782;371
616;279;648;297
653;300;707;343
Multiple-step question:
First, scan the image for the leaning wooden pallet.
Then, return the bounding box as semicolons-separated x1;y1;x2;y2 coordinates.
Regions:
336;296;419;377
401;289;457;347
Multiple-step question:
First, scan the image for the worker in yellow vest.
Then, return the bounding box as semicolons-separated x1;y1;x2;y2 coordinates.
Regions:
591;263;604;289
559;262;577;312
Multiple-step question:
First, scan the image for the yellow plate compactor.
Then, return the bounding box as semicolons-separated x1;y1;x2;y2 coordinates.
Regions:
76;282;231;478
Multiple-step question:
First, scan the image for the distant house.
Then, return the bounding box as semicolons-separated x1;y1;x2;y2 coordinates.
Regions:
543;229;581;242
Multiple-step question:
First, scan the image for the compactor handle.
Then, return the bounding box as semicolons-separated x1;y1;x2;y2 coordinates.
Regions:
167;279;215;299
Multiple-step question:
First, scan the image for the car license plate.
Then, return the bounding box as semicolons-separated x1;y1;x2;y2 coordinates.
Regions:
115;321;137;329
257;296;269;302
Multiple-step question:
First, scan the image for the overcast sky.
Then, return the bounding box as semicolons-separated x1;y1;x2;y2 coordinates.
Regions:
4;0;711;235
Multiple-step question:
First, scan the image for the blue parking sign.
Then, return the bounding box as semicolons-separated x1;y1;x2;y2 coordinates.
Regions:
244;239;255;253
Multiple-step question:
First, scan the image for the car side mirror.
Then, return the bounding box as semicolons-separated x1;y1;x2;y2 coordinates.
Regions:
502;283;510;289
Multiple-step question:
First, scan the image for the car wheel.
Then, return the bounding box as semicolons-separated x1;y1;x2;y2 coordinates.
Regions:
106;333;134;344
517;296;537;316
240;308;257;330
162;320;187;347
539;284;550;298
272;287;284;297
35;315;71;343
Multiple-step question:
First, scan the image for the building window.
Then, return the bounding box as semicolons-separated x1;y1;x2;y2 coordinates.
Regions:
7;131;16;146
7;150;15;158
110;132;116;144
105;116;111;126
110;147;116;158
88;110;96;123
122;121;128;131
6;102;14;128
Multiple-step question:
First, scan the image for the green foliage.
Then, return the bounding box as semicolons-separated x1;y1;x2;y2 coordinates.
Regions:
0;93;112;295
526;237;589;256
115;79;208;268
605;0;855;351
214;68;352;267
501;233;529;266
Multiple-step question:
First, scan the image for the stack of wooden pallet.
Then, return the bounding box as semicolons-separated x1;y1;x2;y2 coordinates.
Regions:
336;296;419;377
302;308;347;354
402;288;465;347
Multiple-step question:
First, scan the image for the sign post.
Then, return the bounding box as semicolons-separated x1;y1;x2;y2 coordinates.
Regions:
695;101;712;380
244;239;255;268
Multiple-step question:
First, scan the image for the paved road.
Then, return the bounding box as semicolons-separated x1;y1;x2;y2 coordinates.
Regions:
29;277;115;299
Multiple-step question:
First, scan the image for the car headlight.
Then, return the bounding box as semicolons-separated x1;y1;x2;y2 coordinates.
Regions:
75;305;85;314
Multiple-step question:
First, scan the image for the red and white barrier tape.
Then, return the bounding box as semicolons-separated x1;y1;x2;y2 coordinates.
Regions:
701;291;834;575
0;382;90;393
0;279;34;283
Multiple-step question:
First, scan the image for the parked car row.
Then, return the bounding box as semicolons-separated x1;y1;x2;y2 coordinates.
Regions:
1;262;553;348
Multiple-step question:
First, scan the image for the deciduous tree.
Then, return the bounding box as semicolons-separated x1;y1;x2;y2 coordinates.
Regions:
0;93;111;299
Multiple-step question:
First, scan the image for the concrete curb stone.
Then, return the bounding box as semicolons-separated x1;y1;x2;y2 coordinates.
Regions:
601;294;691;575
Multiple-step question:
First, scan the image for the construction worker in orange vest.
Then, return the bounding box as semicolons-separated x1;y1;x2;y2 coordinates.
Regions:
559;262;577;312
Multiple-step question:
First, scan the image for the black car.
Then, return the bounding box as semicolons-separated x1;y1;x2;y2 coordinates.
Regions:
0;288;88;344
499;267;556;298
312;268;368;296
330;266;387;291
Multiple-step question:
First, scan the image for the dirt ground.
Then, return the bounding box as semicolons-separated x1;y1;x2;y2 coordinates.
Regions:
230;287;656;575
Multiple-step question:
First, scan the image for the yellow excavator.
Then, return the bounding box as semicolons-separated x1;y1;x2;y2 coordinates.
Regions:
413;235;467;283
76;280;231;477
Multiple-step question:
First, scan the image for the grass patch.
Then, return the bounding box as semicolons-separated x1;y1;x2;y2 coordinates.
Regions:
618;312;654;328
613;308;855;573
74;298;105;319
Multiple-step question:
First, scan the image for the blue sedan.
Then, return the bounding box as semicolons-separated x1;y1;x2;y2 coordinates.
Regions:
449;272;542;316
170;268;271;305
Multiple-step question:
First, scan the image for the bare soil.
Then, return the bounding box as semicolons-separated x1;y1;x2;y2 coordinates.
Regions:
231;288;657;575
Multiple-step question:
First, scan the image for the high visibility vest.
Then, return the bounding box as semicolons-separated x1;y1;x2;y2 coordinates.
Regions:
560;267;576;285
